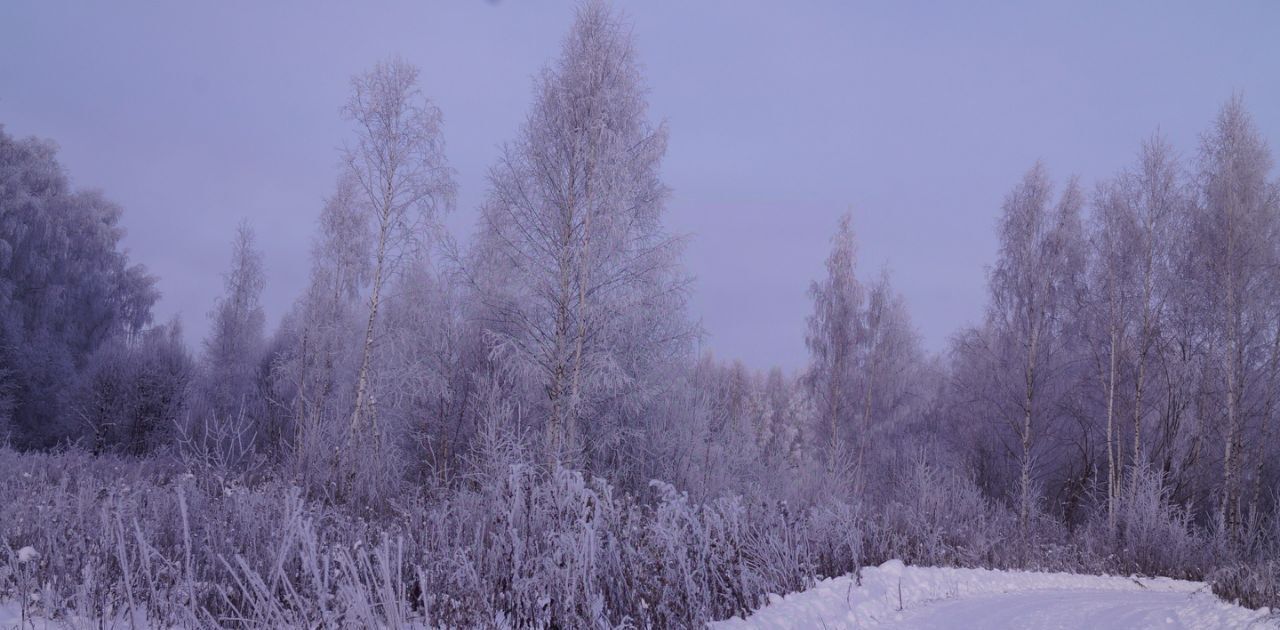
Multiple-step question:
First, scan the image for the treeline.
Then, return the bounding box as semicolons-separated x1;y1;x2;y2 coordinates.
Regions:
946;109;1280;544
2;1;1279;625
4;3;700;507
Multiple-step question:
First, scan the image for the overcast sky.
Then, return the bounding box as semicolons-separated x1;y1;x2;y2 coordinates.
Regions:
2;1;1278;371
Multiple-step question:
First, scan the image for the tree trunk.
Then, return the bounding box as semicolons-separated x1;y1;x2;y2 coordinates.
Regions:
1106;321;1118;533
857;339;879;495
1222;221;1241;540
351;211;390;444
1020;317;1040;538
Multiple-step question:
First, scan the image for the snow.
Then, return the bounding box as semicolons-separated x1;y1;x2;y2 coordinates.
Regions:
710;559;1279;629
0;603;70;629
3;559;1275;629
16;546;38;563
0;602;147;630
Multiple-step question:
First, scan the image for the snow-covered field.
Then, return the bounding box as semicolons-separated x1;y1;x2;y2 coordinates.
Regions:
711;560;1278;630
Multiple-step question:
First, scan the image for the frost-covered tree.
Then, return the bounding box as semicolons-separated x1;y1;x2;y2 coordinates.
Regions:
74;318;192;454
472;1;693;467
1124;135;1185;469
342;57;456;441
1087;133;1186;529
1188;96;1280;536
200;221;266;427
1088;171;1138;530
263;174;374;496
292;174;371;426
803;213;924;492
803;213;864;471
0;126;158;447
957;163;1086;536
377;256;469;481
856;269;925;496
678;355;758;499
755;367;809;469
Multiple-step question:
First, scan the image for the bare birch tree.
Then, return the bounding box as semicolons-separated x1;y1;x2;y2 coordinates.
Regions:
279;173;373;494
473;1;691;466
201;221;266;426
804;212;864;473
1190;96;1279;537
857;269;923;495
1089;174;1135;531
1089;133;1185;530
342;57;455;444
1126;135;1184;470
987;163;1086;537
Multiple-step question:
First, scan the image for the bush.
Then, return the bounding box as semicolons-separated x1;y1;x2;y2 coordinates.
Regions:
0;447;832;628
877;455;1013;568
3;445;1276;628
1085;465;1207;579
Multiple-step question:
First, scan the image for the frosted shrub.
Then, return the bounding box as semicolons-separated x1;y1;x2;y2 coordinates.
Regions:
288;405;346;505
1208;497;1280;611
1114;465;1204;578
742;499;815;598
5;443;1275;627
176;406;267;494
1212;561;1280;611
882;455;1010;568
1076;465;1205;579
804;500;863;580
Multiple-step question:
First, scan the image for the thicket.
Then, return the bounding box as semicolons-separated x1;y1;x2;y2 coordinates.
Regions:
2;443;1276;628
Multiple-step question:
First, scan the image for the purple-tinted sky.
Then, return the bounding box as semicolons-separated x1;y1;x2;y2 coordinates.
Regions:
2;2;1278;371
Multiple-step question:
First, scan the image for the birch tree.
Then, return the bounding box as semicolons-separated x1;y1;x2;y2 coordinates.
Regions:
1190;96;1279;537
986;163;1086;536
298;173;371;422
342;57;455;443
857;269;924;494
201;221;266;426
1088;134;1186;529
1126;135;1184;470
274;173;372;491
1089;174;1136;531
803;212;863;472
473;1;692;466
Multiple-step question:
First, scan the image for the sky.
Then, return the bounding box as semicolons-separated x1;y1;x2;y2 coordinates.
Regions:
2;1;1279;372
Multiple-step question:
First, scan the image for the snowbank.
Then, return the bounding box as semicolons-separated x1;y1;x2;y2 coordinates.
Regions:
710;560;1277;629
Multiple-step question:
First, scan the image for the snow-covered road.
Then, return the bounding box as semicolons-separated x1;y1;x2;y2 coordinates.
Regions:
879;589;1254;629
711;560;1278;629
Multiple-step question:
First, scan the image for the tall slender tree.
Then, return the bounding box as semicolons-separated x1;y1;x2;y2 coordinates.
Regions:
1190;96;1279;537
856;268;923;494
300;173;371;421
1087;133;1186;529
342;57;456;442
986;163;1086;536
473;1;692;466
803;212;864;471
1126;135;1184;470
274;173;373;491
201;221;266;425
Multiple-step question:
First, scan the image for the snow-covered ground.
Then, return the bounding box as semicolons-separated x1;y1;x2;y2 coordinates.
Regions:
711;560;1278;629
4;561;1274;629
1;604;72;630
1;599;146;630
